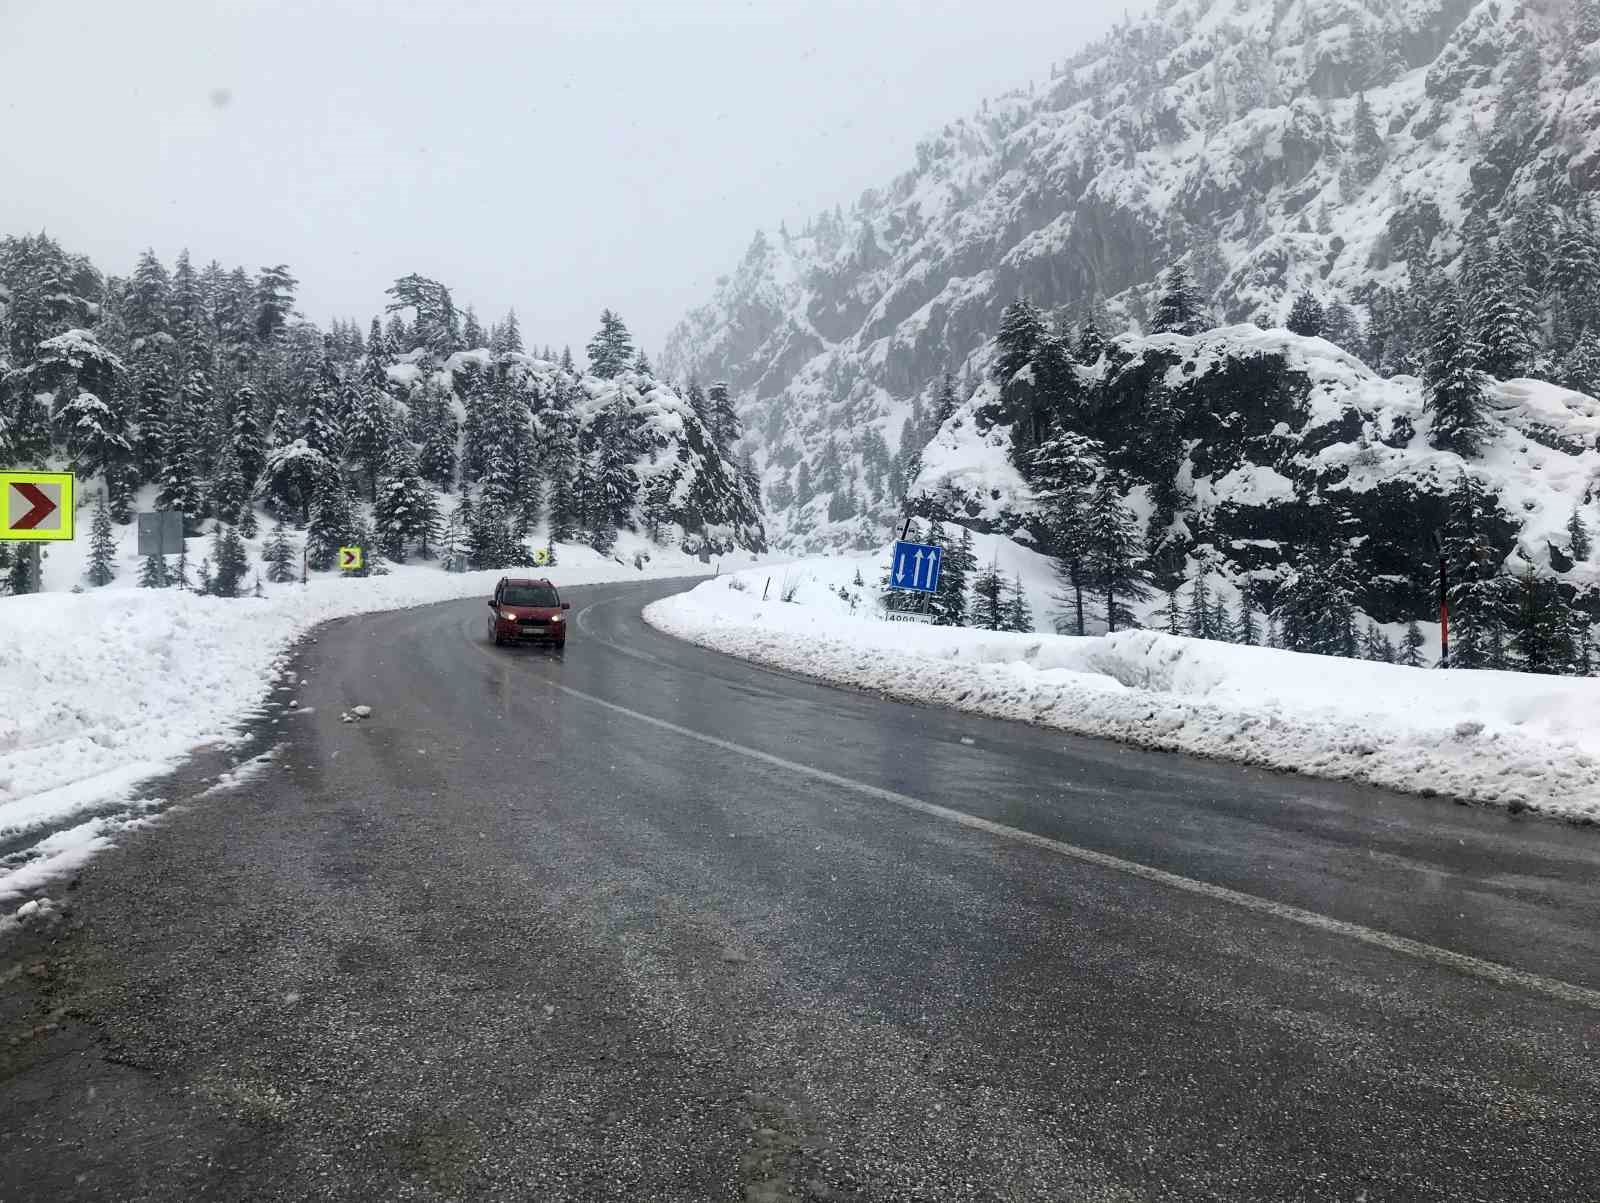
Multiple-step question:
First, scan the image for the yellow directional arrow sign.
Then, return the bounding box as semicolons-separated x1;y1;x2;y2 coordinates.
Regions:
0;471;75;541
338;546;363;571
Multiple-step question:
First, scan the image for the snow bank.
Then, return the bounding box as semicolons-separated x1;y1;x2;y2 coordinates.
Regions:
645;556;1600;823
0;539;720;901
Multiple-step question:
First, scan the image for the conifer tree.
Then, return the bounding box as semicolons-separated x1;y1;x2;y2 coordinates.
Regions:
633;347;653;376
500;309;524;354
172;541;192;590
374;446;434;562
1511;567;1576;673
586;309;634;378
1423;281;1488;455
305;470;354;571
1286;293;1325;338
231;382;266;493
86;493;117;586
254;265;297;345
263;522;298;583
1401;620;1426;667
1569;507;1592;561
462;305;486;350
971;561;1007;630
1085;473;1150;631
441;494;472;572
1233;587;1261;646
1160;582;1186;635
211;524;250;597
356;394;403;503
196;557;214;596
1362;622;1397;662
1350;92;1384;185
138;552;170;589
708;381;741;456
1472;242;1540;379
993;299;1045;385
1152;263;1203;335
210;444;249;525
1005;574;1034;633
131;344;176;484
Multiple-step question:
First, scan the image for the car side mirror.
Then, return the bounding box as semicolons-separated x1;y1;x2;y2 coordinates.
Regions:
487;598;497;608
561;602;571;610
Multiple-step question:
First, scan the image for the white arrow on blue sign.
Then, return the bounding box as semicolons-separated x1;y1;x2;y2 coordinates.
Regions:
891;540;943;594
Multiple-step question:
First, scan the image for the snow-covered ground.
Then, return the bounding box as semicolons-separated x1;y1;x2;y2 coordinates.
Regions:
0;530;744;904
645;548;1600;823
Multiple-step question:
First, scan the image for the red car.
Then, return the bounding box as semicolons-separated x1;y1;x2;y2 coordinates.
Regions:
487;577;571;647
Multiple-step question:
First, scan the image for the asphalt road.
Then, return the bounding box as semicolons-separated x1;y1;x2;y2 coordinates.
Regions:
4;576;1600;1202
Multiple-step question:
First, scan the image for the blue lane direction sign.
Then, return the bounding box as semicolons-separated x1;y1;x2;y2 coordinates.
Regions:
891;540;943;594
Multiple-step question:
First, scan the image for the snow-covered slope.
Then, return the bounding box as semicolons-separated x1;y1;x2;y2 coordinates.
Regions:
646;552;1600;821
664;0;1600;552
915;325;1600;623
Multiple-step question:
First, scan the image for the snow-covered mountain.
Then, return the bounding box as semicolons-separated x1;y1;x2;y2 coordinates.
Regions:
663;0;1600;556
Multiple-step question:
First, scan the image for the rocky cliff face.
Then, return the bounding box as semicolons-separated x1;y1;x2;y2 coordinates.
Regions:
664;0;1600;554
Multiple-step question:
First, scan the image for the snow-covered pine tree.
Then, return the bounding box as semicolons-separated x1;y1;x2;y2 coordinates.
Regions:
1005;574;1034;633
1401;621;1426;667
417;382;459;491
1423;281;1488;455
156;380;206;531
1510;566;1576;674
254;265;297;345
86;493;117;586
1350;92;1384;185
971;560;1006;630
1160;583;1186;635
345;382;401;503
462;305;485;350
500;309;524;354
1232;587;1260;646
1472;241;1540;379
932;523;973;626
209;444;249;526
992;298;1045;386
1568;507;1592;561
440;494;471;572
231;382;266;493
586;309;634;378
211;524;250;597
633;347;653;376
1286;294;1325;339
304;470;354;571
685;379;709;427
138;552;169;588
130;344;176;485
263;522;297;583
1085;473;1150;631
1151;263;1203;335
374;446;434;562
1362;622;1397;662
1186;570;1222;640
708;381;741;457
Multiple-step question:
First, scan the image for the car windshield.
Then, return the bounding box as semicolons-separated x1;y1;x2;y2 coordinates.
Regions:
502;586;558;607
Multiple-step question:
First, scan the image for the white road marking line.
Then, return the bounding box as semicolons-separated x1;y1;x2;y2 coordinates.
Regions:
555;679;1600;1012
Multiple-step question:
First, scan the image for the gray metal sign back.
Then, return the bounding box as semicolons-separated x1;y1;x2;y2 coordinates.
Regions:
137;511;186;556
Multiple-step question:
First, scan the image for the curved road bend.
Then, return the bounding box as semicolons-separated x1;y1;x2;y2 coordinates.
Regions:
3;576;1599;1202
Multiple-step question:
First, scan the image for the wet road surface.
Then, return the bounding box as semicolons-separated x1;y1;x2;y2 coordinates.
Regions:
3;577;1599;1202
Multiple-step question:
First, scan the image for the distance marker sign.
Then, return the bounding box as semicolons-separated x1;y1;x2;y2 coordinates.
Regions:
0;472;74;541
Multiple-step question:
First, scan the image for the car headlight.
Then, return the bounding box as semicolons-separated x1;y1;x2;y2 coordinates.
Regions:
500;609;517;621
551;614;564;623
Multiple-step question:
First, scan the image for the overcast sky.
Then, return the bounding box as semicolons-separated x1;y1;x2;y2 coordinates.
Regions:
1;0;1141;361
